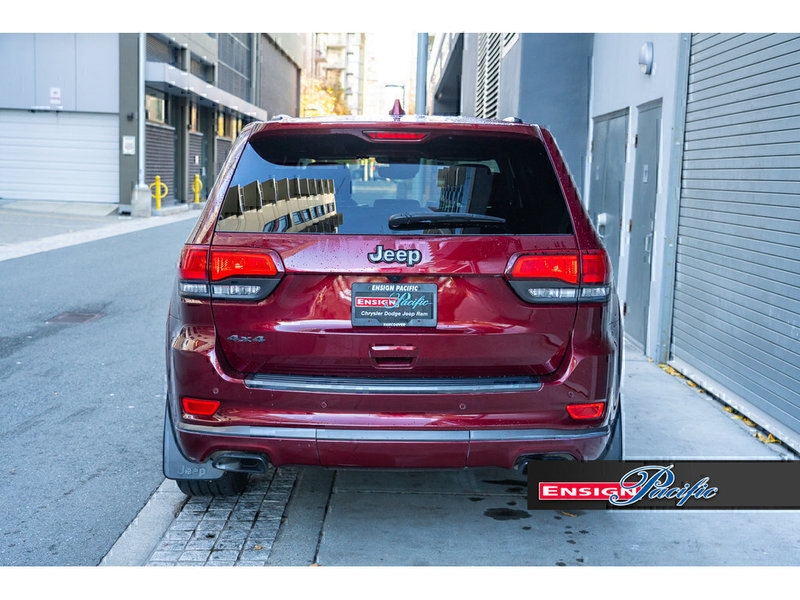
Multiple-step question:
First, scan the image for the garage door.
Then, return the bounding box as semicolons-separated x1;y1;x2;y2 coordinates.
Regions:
0;109;118;203
671;33;800;447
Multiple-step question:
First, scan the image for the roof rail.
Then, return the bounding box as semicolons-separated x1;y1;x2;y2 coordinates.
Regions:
502;116;524;123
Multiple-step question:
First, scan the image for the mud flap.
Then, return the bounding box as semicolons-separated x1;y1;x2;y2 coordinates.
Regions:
599;398;624;460
162;404;224;480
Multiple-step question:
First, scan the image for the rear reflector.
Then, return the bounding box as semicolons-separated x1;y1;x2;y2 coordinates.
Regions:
211;251;278;281
566;402;605;420
179;246;209;280
364;130;428;141
182;397;220;416
510;254;579;284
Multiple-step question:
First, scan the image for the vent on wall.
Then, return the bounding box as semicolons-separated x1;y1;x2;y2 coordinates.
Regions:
475;33;504;119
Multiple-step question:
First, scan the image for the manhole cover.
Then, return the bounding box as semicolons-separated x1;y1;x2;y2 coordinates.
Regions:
46;312;103;324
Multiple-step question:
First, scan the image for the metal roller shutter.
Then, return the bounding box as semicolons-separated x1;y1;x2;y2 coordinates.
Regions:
671;33;800;447
145;122;175;201
215;137;232;182
0;109;118;203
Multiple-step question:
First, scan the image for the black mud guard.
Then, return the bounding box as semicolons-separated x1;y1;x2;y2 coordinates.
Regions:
162;404;225;480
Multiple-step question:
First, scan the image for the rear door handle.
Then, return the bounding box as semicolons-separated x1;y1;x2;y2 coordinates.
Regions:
369;345;417;369
369;345;417;357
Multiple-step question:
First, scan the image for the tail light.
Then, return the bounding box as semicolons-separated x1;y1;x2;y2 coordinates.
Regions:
178;245;284;301
506;250;611;304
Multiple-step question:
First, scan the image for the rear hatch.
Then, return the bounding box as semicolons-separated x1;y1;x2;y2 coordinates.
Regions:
209;124;579;378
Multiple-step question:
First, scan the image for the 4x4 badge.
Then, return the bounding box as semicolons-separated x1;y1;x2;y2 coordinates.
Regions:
367;245;422;267
227;335;265;343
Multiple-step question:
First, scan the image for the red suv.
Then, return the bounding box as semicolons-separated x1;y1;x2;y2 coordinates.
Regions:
163;113;623;496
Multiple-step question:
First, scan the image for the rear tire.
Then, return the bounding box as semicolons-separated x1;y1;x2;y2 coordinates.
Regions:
176;472;249;496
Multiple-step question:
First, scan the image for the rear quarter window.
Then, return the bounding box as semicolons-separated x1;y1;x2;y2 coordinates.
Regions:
216;131;574;236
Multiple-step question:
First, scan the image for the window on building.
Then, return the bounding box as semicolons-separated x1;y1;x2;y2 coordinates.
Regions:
146;35;179;67
146;92;166;124
217;112;235;138
191;56;213;83
189;103;199;133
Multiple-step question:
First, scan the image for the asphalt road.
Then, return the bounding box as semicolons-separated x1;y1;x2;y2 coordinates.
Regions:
0;219;196;565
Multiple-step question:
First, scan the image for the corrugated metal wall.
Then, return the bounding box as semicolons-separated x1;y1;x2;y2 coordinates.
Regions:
145;122;175;201
671;33;800;443
215;137;232;182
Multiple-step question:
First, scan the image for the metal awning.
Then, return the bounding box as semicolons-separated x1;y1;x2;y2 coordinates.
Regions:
145;61;268;120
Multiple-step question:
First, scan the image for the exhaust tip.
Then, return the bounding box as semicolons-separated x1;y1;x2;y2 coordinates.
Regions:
514;453;576;475
211;452;270;474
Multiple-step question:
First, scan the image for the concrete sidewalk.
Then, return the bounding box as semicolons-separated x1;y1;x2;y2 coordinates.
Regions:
0;200;199;262
622;342;794;460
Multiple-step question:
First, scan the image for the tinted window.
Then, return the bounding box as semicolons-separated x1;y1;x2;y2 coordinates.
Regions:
217;132;574;235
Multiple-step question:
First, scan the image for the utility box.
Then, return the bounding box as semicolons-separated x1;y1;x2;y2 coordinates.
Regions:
130;183;151;218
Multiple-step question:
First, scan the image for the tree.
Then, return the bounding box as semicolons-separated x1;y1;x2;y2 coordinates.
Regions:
300;78;350;117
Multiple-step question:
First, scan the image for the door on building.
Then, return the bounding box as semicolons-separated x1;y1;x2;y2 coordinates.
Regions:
626;100;661;348
588;109;628;281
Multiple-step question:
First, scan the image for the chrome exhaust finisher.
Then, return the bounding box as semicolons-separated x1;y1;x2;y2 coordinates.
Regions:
211;452;271;474
514;453;576;475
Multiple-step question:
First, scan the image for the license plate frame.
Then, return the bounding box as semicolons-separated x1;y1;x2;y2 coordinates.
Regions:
351;282;438;327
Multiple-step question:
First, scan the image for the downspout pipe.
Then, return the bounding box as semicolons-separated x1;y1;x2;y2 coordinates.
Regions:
415;33;428;115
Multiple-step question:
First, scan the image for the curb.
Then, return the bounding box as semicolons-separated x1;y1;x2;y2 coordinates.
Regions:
152;204;190;217
100;479;186;566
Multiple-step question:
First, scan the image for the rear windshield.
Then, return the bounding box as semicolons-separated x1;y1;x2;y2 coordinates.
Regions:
217;132;574;235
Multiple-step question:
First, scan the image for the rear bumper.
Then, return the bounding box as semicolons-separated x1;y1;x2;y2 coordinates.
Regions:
174;420;611;469
166;295;621;471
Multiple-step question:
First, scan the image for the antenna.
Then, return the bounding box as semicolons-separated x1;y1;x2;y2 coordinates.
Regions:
389;99;405;117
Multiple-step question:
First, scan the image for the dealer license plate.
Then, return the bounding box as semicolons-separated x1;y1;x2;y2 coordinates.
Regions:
351;282;437;327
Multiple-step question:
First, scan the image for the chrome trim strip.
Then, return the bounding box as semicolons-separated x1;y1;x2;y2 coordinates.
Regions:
177;423;316;439
469;426;609;441
245;374;542;394
177;423;607;442
318;429;469;442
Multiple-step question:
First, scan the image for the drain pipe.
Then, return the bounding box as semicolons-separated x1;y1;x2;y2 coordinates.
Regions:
415;33;428;115
138;32;146;187
131;32;151;217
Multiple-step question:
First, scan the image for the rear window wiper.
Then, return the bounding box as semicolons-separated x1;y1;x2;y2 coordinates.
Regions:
388;212;507;230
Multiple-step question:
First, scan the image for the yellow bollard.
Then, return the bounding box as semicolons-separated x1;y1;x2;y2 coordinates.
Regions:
149;176;168;211
192;174;203;203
